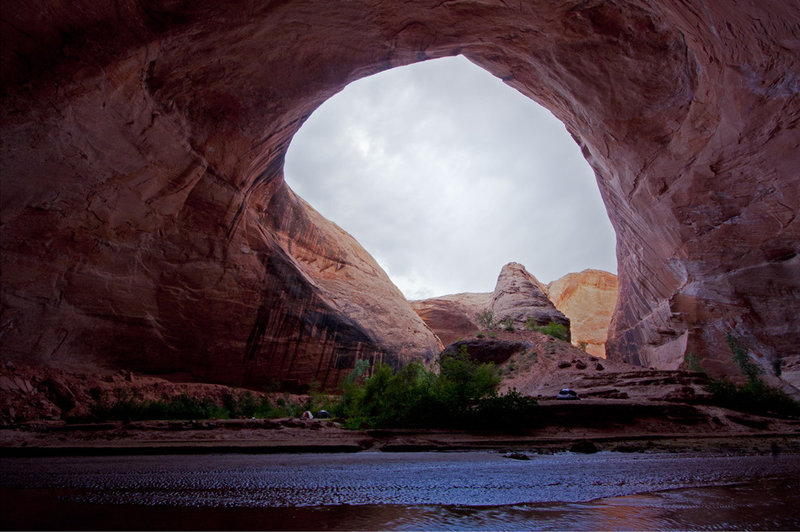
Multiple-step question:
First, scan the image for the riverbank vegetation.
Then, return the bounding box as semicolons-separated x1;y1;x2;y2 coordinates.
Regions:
701;334;800;418
332;346;537;431
87;389;329;423
85;346;538;431
82;334;798;426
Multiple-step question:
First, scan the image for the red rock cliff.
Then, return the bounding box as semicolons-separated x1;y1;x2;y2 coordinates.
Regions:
547;270;618;358
411;293;493;347
1;0;798;384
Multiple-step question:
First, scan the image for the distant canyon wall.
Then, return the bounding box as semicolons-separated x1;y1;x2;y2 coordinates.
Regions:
411;263;570;346
1;0;798;386
547;270;619;358
412;265;616;358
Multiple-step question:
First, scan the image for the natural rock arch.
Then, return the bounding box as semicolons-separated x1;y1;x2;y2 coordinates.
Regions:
1;0;798;387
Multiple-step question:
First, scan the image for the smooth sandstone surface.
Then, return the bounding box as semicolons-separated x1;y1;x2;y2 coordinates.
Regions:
410;292;494;347
490;263;570;333
1;0;799;386
547;270;619;358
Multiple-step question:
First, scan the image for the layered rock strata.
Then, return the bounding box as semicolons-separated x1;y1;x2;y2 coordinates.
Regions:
410;293;493;346
547;270;619;358
2;0;798;384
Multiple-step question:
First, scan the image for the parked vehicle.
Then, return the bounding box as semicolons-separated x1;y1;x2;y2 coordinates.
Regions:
556;388;580;400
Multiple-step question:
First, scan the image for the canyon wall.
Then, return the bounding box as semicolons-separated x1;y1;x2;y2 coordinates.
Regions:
547;270;618;358
411;293;493;347
2;0;798;385
411;262;568;345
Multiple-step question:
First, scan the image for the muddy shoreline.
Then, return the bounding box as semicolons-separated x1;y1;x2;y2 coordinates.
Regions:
3;416;799;457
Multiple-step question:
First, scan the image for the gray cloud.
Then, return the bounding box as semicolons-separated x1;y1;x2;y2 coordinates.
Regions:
284;56;617;300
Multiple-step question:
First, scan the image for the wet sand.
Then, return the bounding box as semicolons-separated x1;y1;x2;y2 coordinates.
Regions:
2;407;800;457
2;452;800;530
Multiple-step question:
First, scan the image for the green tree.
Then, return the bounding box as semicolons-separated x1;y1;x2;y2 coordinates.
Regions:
335;358;371;420
437;345;499;414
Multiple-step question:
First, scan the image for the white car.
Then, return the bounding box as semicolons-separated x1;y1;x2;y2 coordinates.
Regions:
556;388;580;400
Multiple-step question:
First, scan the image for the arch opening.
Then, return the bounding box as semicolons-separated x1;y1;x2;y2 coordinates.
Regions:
284;56;617;300
1;0;796;391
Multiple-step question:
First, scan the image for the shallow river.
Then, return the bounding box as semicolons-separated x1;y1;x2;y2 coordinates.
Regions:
2;451;799;529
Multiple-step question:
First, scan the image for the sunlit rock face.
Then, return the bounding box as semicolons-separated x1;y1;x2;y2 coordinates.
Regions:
1;1;798;386
547;270;618;358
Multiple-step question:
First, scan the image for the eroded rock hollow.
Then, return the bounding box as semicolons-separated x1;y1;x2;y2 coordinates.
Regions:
548;270;618;358
2;0;798;386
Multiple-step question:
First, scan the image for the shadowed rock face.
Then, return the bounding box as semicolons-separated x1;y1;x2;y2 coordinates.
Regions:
1;0;798;384
441;339;533;366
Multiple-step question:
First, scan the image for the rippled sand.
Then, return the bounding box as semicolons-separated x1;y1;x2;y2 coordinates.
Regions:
2;451;800;529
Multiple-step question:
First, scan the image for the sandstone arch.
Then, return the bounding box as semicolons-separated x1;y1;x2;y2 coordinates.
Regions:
2;1;798;387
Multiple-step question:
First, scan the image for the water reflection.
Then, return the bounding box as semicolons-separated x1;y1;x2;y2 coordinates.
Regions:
2;452;799;530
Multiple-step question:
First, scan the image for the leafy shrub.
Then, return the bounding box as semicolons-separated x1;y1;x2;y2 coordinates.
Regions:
333;346;537;430
531;321;568;341
92;394;228;422
223;391;273;418
702;334;800;419
333;359;371;419
705;379;800;418
438;345;500;412
685;352;704;373
726;334;762;383
472;389;538;432
475;309;496;329
500;317;515;331
89;389;313;422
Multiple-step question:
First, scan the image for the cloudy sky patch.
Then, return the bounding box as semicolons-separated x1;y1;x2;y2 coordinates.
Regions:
284;56;617;300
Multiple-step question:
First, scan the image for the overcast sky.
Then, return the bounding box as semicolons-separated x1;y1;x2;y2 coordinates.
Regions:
284;55;617;300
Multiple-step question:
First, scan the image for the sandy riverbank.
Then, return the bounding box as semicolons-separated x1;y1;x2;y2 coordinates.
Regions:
3;401;799;457
3;357;799;458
